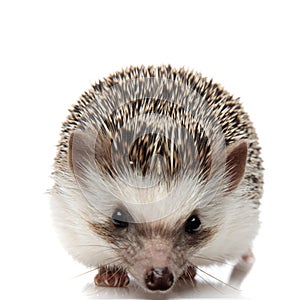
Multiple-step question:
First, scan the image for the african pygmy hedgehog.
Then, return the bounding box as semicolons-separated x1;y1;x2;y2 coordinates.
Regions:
50;65;263;293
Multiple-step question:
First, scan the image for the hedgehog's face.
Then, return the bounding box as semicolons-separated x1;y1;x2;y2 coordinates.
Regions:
83;166;259;293
96;206;209;292
86;181;218;292
52;129;258;293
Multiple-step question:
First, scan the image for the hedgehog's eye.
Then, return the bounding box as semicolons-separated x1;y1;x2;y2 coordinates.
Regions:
185;215;201;233
112;208;129;228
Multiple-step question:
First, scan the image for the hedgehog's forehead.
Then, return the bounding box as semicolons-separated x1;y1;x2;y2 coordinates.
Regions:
110;176;202;223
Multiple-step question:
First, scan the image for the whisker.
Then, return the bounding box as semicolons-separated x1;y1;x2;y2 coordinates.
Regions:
101;257;123;266
180;276;188;286
131;279;143;294
185;268;197;287
195;266;240;292
72;256;124;279
192;255;235;266
187;262;224;294
106;265;125;282
71;266;100;279
197;272;224;295
67;244;114;250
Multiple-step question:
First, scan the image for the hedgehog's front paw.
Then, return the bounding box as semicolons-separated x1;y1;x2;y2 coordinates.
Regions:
178;265;197;281
94;266;130;287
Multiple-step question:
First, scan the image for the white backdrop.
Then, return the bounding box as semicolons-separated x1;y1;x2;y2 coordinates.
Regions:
1;1;299;299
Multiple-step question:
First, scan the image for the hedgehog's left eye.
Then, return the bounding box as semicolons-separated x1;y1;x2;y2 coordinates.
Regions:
112;208;129;228
185;215;201;234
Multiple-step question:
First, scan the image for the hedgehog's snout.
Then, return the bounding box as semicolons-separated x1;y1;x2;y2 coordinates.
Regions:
144;267;174;291
128;237;178;292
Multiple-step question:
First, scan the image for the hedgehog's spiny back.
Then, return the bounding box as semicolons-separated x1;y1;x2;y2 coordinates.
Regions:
55;65;263;201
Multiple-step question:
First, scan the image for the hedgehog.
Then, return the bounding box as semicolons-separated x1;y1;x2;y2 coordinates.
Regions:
50;65;263;293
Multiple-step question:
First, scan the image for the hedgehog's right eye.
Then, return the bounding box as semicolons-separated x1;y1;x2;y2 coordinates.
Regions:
112;208;129;228
185;215;202;234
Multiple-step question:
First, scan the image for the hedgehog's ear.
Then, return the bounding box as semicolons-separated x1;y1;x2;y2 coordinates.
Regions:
225;140;248;192
68;130;112;178
68;130;94;178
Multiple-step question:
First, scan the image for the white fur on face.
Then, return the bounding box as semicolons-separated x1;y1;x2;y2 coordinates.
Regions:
51;159;259;273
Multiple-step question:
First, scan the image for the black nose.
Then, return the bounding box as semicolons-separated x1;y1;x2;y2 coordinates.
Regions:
145;267;174;291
